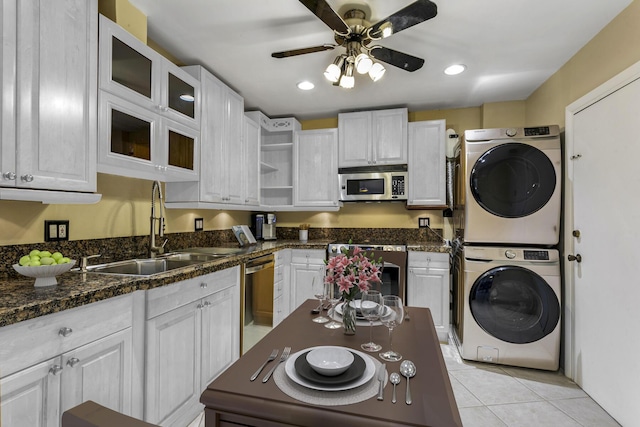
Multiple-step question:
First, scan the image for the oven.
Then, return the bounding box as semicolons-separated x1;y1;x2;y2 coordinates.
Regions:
327;243;407;302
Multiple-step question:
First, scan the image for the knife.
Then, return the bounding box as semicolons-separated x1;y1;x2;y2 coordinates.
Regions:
377;363;386;401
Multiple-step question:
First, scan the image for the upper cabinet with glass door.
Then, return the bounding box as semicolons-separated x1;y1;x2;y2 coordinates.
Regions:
98;15;200;129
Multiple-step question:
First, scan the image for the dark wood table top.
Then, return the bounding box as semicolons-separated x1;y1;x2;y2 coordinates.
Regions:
201;300;462;427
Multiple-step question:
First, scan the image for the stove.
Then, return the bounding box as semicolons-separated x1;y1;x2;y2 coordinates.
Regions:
326;242;407;302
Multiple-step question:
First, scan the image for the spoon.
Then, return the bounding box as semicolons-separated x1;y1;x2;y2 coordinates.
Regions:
389;372;401;404
400;360;416;405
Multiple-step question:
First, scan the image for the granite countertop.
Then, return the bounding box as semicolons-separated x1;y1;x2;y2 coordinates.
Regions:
0;240;450;328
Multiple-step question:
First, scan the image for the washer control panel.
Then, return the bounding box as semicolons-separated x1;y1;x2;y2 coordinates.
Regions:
523;250;550;261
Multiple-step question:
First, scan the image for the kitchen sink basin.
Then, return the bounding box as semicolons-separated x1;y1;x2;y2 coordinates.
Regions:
78;252;225;276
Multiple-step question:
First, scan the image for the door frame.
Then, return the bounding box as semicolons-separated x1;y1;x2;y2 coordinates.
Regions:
564;59;640;379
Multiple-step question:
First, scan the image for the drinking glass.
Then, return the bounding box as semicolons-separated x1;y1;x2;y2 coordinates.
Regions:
324;281;343;329
311;277;329;323
360;290;383;352
379;295;404;362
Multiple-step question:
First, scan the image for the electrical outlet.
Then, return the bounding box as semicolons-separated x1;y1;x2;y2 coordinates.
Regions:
44;220;69;242
194;218;204;231
418;217;430;228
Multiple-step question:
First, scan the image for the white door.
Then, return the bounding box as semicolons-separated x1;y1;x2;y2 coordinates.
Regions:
566;63;640;426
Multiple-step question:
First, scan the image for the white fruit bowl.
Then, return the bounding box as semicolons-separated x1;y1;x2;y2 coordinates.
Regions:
306;347;354;376
13;261;76;287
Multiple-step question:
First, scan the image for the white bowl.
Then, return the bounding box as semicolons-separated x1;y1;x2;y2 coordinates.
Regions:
13;261;76;287
306;347;354;376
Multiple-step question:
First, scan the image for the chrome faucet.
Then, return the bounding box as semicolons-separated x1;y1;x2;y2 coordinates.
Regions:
149;180;168;258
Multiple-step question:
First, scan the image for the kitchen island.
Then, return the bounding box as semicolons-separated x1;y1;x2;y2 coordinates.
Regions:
201;299;462;427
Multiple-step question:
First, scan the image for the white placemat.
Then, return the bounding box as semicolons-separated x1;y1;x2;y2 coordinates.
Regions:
273;356;388;406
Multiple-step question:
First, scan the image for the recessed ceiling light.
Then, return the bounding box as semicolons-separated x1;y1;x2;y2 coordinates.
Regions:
297;81;315;90
444;64;466;75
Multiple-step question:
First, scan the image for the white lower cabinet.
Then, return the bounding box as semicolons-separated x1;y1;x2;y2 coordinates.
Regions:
0;294;134;427
407;252;450;341
290;249;326;311
273;249;291;327
144;267;240;426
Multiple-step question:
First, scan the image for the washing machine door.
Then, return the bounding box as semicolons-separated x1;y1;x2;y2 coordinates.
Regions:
470;143;556;218
470;266;560;344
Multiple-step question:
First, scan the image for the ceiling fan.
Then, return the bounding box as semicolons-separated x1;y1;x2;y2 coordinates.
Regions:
272;0;438;88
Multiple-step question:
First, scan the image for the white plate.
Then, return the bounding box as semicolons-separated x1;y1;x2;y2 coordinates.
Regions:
335;301;388;319
284;346;376;391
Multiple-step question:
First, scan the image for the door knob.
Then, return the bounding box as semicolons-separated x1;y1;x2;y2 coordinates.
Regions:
572;230;581;238
67;357;80;368
568;254;582;263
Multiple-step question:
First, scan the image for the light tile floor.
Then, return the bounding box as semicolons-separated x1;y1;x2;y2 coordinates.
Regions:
440;340;621;426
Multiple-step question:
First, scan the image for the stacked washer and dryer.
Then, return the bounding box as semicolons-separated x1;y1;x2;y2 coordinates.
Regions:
452;126;562;371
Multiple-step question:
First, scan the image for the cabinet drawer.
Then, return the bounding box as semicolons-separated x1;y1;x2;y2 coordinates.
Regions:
146;267;240;319
408;252;449;269
0;294;133;377
290;249;326;264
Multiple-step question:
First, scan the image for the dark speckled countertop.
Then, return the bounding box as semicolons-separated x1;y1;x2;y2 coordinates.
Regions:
0;240;449;328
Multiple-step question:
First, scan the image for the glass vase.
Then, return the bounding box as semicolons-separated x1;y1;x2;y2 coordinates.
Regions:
342;300;357;335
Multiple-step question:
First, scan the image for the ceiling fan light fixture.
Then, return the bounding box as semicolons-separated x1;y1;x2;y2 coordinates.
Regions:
379;22;394;38
444;64;466;75
354;53;373;74
339;63;355;89
324;55;345;83
369;62;386;82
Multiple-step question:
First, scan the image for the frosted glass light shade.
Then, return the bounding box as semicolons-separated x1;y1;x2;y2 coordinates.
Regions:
369;63;386;81
355;53;373;74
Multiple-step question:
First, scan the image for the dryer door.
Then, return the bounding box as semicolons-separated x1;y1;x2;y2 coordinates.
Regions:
470;143;556;218
469;266;559;344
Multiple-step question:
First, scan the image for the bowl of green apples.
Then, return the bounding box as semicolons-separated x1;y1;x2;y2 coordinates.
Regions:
13;250;76;287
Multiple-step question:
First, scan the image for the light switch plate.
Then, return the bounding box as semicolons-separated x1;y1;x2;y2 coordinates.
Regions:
44;220;69;242
194;218;204;231
418;217;430;228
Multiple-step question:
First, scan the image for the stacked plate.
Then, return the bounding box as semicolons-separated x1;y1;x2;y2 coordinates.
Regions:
335;300;390;320
284;346;376;391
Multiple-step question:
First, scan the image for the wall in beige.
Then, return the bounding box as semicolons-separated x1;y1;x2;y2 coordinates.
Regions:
526;0;640;128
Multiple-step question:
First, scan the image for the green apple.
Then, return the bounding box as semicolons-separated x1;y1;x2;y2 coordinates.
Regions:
19;255;31;266
39;250;52;258
30;255;41;263
59;257;71;264
51;252;63;261
29;249;41;257
40;257;56;265
30;259;41;267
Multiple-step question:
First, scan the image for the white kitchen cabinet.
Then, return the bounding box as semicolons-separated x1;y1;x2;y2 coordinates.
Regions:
97;15;200;182
165;66;256;208
98;91;200;182
407;119;447;207
294;128;340;209
407;251;450;342
98;15;199;129
290;249;326;311
338;108;408;167
144;267;240;426
0;294;135;427
246;111;301;210
273;249;291;326
0;0;98;200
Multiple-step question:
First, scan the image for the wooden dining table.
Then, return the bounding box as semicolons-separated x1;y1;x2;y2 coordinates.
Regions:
201;300;462;427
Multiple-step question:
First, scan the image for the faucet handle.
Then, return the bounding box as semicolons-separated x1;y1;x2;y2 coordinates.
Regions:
80;254;101;272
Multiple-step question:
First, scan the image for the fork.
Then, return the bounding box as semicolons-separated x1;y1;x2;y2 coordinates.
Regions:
250;349;279;381
262;347;291;383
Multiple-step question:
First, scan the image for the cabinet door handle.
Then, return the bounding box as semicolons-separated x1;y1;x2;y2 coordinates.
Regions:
21;174;34;182
203;301;211;308
49;365;63;375
67;357;80;368
2;172;16;180
58;327;73;337
200;282;207;288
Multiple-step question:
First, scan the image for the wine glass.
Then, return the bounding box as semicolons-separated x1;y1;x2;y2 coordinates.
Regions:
360;290;383;352
324;281;343;329
379;295;404;362
311;276;329;323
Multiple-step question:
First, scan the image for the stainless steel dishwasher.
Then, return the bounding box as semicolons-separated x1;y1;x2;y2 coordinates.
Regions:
241;253;275;354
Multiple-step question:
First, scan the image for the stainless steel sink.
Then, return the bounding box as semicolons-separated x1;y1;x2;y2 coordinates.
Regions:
78;252;225;276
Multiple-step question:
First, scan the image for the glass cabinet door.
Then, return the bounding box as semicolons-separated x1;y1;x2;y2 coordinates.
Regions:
111;37;152;99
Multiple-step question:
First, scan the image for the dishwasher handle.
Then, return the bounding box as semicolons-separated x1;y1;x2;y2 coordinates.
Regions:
245;255;275;274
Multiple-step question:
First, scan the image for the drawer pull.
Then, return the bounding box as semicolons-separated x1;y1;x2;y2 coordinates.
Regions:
49;365;63;375
58;327;73;337
200;282;207;288
203;301;211;308
67;357;80;368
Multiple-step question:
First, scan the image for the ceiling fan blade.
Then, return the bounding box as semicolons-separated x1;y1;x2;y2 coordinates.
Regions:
368;0;437;38
298;0;350;33
369;46;425;72
271;44;336;58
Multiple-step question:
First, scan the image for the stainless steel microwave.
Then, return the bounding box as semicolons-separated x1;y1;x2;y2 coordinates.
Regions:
338;166;408;202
